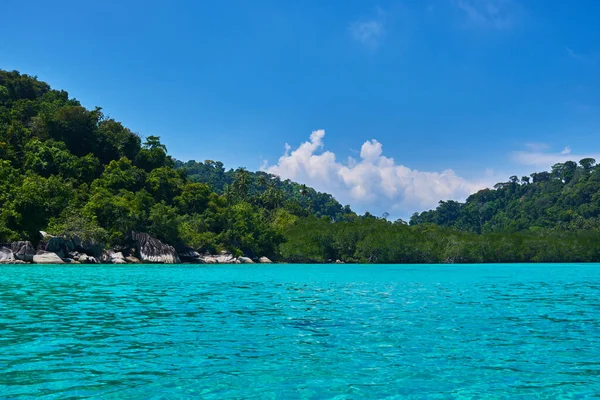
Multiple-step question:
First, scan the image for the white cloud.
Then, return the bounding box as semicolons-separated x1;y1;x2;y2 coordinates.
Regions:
512;145;600;169
350;8;386;48
454;0;519;30
262;130;494;217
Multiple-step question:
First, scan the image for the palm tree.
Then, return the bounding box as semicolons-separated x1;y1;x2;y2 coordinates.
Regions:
299;184;312;214
233;168;250;201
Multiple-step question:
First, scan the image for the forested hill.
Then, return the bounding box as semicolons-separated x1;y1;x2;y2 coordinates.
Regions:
5;68;600;264
410;159;600;233
0;69;353;258
174;160;353;221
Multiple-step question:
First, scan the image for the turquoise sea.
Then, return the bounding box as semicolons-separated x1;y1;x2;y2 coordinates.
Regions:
0;264;599;399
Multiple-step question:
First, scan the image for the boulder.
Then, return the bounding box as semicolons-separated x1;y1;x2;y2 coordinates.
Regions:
33;250;64;264
47;237;78;258
101;250;127;264
69;252;98;264
335;259;345;264
125;255;140;264
36;241;48;252
175;245;203;263
216;251;236;263
197;251;238;264
259;256;273;264
79;241;104;258
130;232;180;264
11;241;35;262
238;256;254;264
0;247;15;262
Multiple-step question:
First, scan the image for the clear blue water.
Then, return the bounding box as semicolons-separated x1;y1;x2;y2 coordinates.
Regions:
1;264;599;399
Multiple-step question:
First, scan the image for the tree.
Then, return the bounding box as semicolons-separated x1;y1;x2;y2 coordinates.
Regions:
580;158;596;173
143;135;167;151
232;168;250;202
174;182;212;215
146;167;184;203
135;136;170;171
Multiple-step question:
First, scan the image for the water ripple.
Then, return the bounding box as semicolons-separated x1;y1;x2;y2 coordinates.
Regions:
0;264;599;398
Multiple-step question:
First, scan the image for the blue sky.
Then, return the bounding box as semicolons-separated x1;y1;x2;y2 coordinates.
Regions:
2;0;600;217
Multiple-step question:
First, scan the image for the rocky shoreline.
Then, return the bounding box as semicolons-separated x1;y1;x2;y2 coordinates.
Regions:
0;231;273;265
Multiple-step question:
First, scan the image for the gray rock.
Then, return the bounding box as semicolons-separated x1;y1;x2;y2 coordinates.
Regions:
216;251;236;263
48;237;87;259
12;241;35;262
33;251;64;264
125;256;140;264
101;250;127;264
198;251;238;264
259;256;273;263
175;245;203;263
0;247;15;262
80;241;104;259
238;256;254;264
131;232;180;264
335;259;345;264
75;253;98;264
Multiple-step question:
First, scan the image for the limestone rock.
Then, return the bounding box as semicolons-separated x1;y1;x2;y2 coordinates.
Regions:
238;256;254;264
33;250;64;264
130;232;180;264
0;247;15;262
335;259;345;264
259;256;273;263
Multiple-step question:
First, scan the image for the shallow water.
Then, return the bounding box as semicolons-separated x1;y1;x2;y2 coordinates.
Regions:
1;264;599;399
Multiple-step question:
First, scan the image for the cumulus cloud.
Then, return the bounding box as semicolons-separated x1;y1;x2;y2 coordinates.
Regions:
512;145;600;169
262;130;494;217
350;8;386;48
454;0;520;30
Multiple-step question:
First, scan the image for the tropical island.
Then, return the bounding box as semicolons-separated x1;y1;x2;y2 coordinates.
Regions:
2;69;600;264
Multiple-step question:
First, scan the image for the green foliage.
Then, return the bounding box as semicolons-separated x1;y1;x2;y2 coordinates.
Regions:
93;157;147;192
174;160;355;221
4;68;600;264
174;182;212;214
146;167;184;203
46;209;109;244
280;216;600;264
148;202;180;244
410;159;600;234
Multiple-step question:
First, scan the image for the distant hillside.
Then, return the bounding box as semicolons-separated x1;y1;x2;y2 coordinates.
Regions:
410;159;600;233
174;160;354;221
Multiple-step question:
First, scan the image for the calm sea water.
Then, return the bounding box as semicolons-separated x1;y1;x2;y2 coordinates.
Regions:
0;264;599;399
